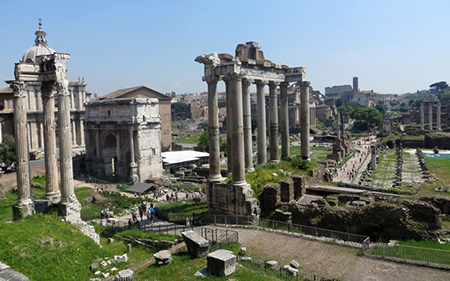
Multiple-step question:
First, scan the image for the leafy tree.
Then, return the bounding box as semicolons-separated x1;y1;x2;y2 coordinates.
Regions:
350;107;382;132
0;134;15;167
375;104;386;114
196;129;226;155
430;81;448;92
171;102;191;120
218;100;227;108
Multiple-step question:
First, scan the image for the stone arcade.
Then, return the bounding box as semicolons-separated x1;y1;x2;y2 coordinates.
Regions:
8;24;80;221
195;42;311;218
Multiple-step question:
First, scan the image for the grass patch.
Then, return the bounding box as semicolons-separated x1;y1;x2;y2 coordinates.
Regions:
117;229;180;241
0;188;46;223
173;134;201;144
31;175;46;187
0;213;112;281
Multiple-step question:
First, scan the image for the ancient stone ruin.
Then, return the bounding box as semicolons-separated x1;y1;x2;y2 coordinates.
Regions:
7;22;80;221
195;42;311;220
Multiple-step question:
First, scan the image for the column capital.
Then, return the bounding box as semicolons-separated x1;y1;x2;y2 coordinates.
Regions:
10;81;26;97
242;78;254;86
254;79;268;86
268;81;280;88
280;81;289;87
299;81;311;88
55;79;69;96
205;76;220;84
224;72;242;82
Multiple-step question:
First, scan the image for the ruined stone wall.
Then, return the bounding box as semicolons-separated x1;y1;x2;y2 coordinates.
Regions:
424;133;450;149
307;165;326;185
288;199;442;241
400;139;424;148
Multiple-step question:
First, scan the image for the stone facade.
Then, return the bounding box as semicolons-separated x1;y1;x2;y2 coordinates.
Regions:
84;98;163;182
95;86;172;149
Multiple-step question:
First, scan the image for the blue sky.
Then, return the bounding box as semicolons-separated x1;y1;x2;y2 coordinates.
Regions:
1;1;449;96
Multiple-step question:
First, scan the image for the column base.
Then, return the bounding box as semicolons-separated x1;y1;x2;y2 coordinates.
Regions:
246;167;255;173
269;160;280;164
45;191;61;204
208;174;223;183
59;201;81;222
12;202;35;220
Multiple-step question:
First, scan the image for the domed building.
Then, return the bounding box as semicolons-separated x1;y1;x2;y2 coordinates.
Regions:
0;23;90;154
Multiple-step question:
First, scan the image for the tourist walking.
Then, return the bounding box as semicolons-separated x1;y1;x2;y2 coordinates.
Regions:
186;215;191;230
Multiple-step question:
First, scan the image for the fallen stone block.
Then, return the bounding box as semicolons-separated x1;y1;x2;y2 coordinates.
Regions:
290;259;299;269
266;260;278;270
207;249;236;277
115;269;134;281
239;247;247;255
283;265;298;276
182;230;210;257
154;250;173;265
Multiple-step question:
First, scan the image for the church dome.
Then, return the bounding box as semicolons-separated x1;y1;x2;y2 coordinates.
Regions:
21;22;55;63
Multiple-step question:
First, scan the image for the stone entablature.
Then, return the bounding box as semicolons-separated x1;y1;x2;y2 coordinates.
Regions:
84;98;163;182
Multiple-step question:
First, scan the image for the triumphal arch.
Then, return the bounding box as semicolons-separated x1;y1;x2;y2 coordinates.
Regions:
196;41;311;219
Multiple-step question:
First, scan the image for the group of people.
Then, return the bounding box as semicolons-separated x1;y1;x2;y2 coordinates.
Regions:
100;207;110;219
129;202;156;228
185;212;196;230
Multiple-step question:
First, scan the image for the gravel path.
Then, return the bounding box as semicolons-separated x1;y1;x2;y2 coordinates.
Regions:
211;227;450;281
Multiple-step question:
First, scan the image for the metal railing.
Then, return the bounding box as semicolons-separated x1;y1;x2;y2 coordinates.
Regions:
367;244;450;268
238;256;336;281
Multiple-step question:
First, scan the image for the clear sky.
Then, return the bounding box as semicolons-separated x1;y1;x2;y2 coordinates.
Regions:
1;0;449;96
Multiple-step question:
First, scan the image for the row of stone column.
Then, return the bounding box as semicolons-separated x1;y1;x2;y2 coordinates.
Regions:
207;74;310;185
10;79;78;214
420;101;441;131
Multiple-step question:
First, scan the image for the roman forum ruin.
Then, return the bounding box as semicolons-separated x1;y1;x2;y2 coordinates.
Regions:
7;23;80;221
196;42;310;217
420;95;441;131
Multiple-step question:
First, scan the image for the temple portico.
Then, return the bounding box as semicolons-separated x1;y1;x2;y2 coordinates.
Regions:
195;42;311;218
420;96;441;131
8;50;81;221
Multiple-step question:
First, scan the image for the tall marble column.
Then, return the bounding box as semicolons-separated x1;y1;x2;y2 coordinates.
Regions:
428;102;433;130
420;101;424;130
229;74;246;185
79;119;85;146
71;119;77;146
56;79;79;213
280;82;289;158
41;82;60;203
207;77;222;182
300;81;310;159
10;81;34;217
242;79;254;172
256;80;267;165
269;81;279;163
39;122;44;149
437;102;441;130
129;127;139;183
225;79;233;174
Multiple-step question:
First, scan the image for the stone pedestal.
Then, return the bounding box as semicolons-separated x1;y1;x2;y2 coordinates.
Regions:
207;249;236;277
12;204;35;221
59;201;81;222
115;269;134;281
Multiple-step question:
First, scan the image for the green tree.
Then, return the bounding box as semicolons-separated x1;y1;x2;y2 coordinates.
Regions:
430;81;448;92
197;129;226;155
350;107;382;131
0;134;15;167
